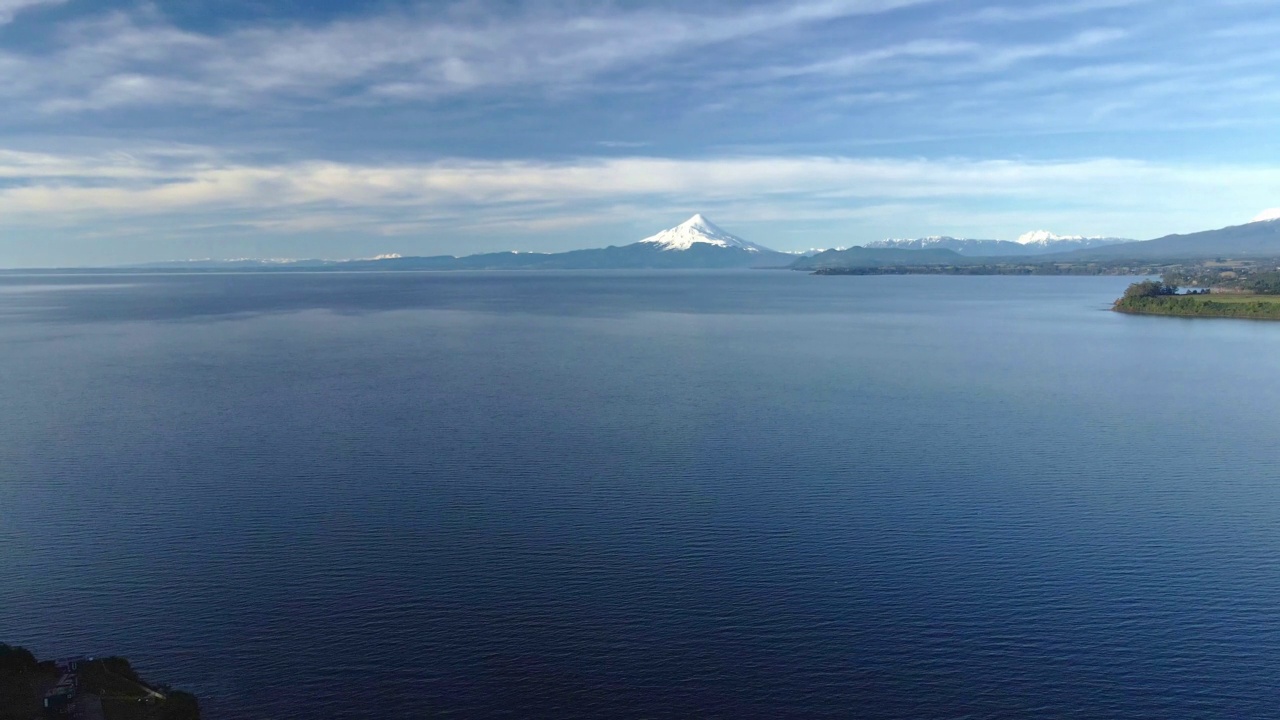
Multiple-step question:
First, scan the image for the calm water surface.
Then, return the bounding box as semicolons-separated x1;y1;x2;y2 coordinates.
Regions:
1;272;1278;718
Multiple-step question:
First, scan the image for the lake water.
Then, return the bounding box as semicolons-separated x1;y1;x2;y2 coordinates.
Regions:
2;271;1279;719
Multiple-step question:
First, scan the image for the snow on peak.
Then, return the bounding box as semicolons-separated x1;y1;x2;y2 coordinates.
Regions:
1252;208;1280;223
1015;230;1131;248
1017;230;1087;245
681;213;716;231
639;214;774;253
870;236;960;246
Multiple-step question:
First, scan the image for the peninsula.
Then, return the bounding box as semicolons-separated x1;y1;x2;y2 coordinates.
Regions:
1112;272;1280;320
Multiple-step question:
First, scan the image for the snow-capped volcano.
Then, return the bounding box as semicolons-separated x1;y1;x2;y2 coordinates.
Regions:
639;214;774;253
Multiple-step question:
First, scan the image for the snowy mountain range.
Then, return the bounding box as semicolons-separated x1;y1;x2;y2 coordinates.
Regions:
1014;230;1131;249
864;236;1020;256
866;232;1131;256
805;210;1280;268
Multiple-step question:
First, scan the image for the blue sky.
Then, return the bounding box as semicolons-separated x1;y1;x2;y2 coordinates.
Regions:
2;0;1279;265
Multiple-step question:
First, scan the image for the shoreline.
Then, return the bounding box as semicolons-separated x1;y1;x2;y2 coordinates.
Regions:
1112;306;1280;321
1111;292;1280;321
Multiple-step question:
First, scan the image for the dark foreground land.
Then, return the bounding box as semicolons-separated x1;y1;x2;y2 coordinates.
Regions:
0;644;198;720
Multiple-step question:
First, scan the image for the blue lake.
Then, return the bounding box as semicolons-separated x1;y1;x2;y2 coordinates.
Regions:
2;271;1279;718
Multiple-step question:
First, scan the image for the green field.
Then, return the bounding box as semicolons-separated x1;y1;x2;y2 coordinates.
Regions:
1113;293;1280;319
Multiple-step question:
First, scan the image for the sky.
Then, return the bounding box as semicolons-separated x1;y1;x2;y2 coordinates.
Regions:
2;0;1280;266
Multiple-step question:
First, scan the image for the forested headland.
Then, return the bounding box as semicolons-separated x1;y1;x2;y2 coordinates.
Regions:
1112;272;1280;320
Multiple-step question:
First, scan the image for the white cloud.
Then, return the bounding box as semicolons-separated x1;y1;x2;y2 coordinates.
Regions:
0;147;1277;244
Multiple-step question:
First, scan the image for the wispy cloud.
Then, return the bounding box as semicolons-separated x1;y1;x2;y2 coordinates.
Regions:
758;27;1126;82
964;0;1150;24
1;0;1274;143
4;0;942;113
763;39;977;79
1;147;1276;245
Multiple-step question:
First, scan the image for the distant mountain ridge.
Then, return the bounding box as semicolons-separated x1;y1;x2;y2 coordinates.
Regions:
796;215;1280;270
790;246;967;271
135;215;793;271
1050;216;1280;261
866;232;1131;256
866;237;1024;256
118;214;1280;273
1015;230;1130;248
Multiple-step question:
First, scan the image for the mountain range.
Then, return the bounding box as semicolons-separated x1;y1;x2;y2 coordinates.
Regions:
140;215;793;271
1050;217;1280;261
795;216;1280;270
865;232;1131;256
127;213;1280;272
